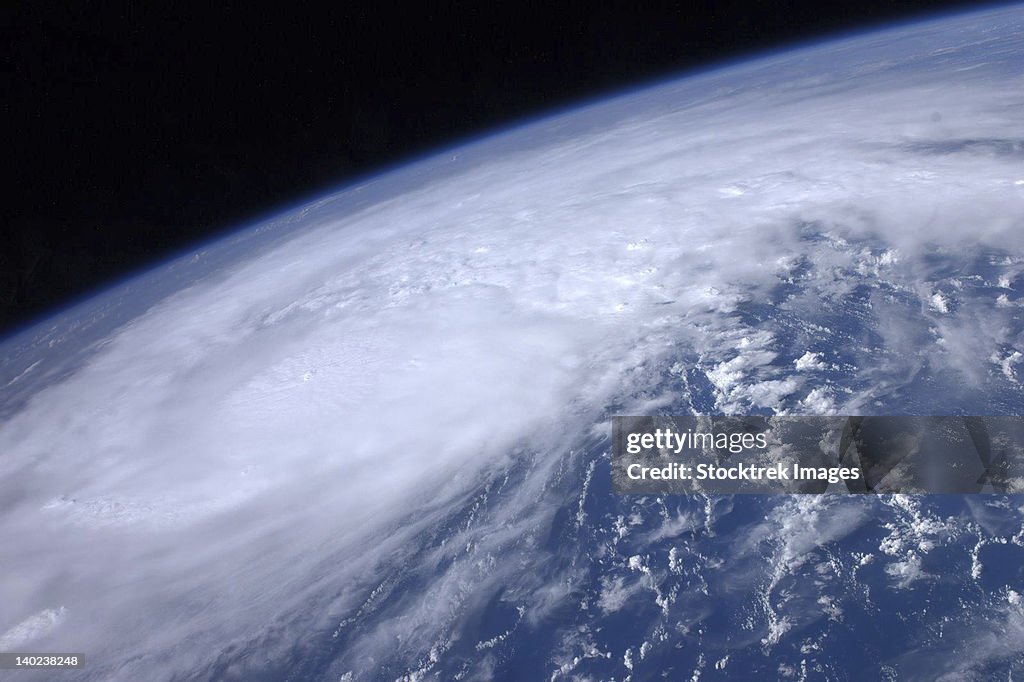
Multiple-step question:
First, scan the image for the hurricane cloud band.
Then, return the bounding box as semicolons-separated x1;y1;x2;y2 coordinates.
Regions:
1;7;1024;680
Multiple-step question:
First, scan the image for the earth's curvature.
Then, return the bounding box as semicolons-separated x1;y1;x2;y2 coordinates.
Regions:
2;6;1024;681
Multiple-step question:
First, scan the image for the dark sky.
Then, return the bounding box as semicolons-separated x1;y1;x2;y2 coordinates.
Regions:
4;0;982;338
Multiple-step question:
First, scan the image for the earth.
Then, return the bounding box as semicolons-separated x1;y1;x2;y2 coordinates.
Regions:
2;6;1024;681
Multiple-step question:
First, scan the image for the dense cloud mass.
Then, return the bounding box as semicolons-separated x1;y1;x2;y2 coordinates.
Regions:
2;7;1024;681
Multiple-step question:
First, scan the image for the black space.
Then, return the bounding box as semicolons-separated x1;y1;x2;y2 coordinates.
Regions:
4;0;984;338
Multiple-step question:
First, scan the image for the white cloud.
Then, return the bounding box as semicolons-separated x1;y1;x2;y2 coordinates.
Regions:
795;351;826;371
885;554;929;589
